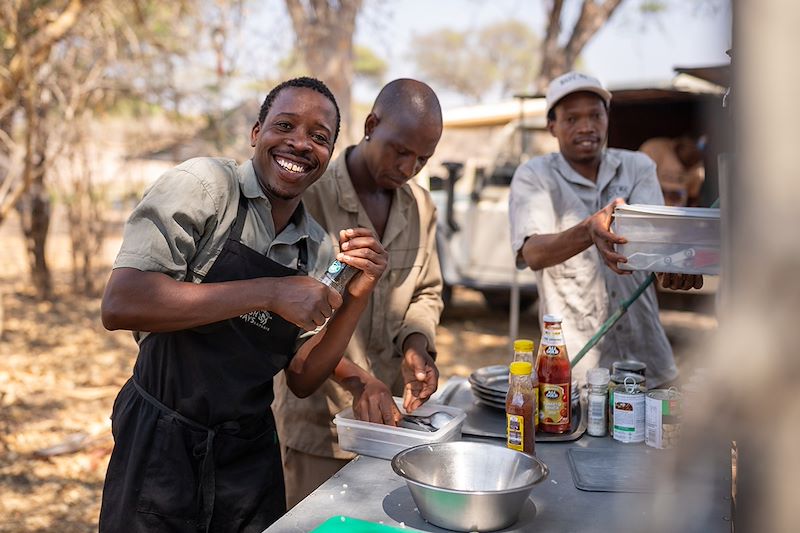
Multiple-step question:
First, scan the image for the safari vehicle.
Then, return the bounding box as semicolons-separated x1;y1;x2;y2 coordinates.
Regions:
426;70;726;312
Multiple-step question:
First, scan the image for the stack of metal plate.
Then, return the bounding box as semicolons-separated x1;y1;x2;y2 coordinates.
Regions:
468;365;509;410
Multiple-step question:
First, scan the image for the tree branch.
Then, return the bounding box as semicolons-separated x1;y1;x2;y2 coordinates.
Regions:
2;0;96;101
564;0;624;66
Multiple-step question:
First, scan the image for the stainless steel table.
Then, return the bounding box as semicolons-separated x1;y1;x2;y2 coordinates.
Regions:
266;380;732;532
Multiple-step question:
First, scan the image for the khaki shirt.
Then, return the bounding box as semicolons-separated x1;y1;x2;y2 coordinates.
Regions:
273;148;444;459
509;149;677;387
113;157;331;343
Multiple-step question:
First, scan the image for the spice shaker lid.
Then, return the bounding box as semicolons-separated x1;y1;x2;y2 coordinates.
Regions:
542;313;563;323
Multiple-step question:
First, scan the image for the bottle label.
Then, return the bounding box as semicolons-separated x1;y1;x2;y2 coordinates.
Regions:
612;391;645;443
587;391;607;436
327;260;346;275
541;327;564;346
540;383;569;426
506;414;525;451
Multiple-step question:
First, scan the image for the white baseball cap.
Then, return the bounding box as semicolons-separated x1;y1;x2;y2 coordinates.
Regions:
545;71;612;116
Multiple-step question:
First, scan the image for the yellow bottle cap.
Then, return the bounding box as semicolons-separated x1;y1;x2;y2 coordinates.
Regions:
513;339;534;352
510;361;533;375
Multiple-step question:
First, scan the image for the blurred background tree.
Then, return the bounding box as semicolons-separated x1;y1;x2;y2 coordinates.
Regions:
284;0;363;144
0;0;728;303
408;20;540;103
0;0;198;297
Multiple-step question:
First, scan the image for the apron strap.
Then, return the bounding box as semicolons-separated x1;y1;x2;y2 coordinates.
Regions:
230;190;310;274
296;237;308;274
132;379;239;533
228;191;250;243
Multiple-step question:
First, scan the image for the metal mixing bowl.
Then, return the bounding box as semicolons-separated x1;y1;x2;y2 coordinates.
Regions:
391;441;549;532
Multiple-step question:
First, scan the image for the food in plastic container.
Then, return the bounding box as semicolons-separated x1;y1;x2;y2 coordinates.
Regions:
612;204;721;275
333;398;465;460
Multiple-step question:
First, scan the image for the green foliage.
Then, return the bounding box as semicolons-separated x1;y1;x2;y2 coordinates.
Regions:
638;1;668;15
354;44;387;84
408;20;539;103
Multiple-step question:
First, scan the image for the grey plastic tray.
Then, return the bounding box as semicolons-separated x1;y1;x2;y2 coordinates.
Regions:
566;447;675;492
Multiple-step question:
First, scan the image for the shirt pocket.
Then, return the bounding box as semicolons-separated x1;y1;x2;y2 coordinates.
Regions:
386;246;425;324
549;251;604;333
387;246;425;287
136;416;202;520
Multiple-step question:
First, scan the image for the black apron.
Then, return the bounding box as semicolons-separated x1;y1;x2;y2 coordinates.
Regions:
99;192;307;533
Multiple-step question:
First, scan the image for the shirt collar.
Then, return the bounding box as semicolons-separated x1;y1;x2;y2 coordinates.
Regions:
239;159;266;199
332;147;416;209
238;158;326;246
331;146;414;246
331;147;362;214
553;150;621;192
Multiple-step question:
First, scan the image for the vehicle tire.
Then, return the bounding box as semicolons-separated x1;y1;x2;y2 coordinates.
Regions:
480;289;537;313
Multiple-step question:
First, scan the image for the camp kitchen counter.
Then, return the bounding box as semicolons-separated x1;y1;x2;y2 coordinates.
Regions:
265;379;732;532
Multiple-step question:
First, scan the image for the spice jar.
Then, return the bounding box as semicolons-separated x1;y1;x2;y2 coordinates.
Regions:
319;259;358;294
586;368;610;437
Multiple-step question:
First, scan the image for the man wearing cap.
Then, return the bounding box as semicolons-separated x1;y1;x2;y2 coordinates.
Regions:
509;71;702;387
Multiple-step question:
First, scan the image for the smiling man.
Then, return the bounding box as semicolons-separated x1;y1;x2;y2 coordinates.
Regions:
273;78;445;508
98;77;388;532
509;72;702;389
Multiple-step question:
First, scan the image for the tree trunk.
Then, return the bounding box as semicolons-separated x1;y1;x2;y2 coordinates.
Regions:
285;0;362;145
11;80;52;299
536;0;625;92
66;139;107;296
17;168;52;300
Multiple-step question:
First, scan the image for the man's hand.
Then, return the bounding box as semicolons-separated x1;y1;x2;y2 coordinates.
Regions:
657;273;704;291
401;333;439;413
587;198;630;274
337;228;388;299
268;277;343;332
351;374;402;426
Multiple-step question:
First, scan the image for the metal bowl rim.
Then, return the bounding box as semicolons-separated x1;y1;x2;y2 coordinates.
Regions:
391;441;550;496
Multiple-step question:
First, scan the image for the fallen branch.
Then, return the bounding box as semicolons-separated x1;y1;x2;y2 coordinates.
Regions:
33;431;112;458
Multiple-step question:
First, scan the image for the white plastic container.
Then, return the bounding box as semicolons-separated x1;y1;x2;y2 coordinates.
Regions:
612;204;721;275
333;398;466;460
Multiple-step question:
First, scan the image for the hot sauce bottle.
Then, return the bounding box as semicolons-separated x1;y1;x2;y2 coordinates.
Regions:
506;361;536;455
536;314;571;434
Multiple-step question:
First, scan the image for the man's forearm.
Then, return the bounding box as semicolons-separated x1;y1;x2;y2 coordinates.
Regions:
101;268;280;332
331;357;372;394
403;332;430;356
285;294;369;397
520;218;592;270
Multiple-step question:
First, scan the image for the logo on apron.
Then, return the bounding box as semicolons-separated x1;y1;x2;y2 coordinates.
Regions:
239;310;272;331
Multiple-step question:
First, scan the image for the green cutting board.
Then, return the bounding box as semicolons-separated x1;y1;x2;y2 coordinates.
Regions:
311;515;422;532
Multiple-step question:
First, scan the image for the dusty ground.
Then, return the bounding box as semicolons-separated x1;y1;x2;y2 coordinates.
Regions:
0;214;716;532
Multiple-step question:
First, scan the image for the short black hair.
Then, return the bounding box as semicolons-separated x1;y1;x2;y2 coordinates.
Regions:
257;77;341;143
547;94;608;122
